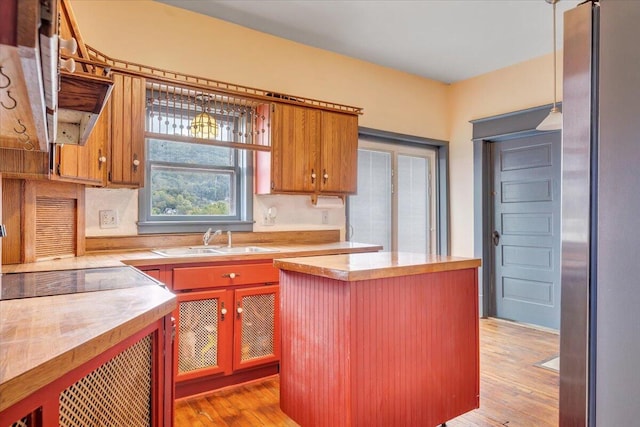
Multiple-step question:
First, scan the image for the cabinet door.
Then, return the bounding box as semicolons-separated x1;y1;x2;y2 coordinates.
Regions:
175;290;233;380
54;101;109;186
320;111;358;194
233;284;280;371
270;103;320;193
109;73;145;187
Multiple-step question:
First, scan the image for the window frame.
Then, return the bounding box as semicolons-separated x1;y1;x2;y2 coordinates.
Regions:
138;135;254;235
138;142;254;234
348;127;449;255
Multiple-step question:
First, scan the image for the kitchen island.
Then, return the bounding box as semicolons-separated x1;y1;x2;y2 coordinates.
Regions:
274;252;481;427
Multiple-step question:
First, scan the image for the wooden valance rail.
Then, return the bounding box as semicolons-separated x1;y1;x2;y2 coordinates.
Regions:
86;45;363;116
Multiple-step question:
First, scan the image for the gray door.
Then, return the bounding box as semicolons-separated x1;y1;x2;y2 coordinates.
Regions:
492;132;561;329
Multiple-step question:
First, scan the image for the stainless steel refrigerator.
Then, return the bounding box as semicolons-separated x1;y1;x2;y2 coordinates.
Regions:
561;1;640;425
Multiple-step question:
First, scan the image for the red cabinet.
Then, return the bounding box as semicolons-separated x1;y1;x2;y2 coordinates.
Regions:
175;285;280;381
278;267;480;427
138;260;280;399
0;317;172;427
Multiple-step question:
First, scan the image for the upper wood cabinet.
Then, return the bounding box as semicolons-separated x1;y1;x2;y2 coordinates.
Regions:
53;98;110;186
270;103;321;193
108;72;145;188
319;110;358;194
259;103;358;196
51;73;145;187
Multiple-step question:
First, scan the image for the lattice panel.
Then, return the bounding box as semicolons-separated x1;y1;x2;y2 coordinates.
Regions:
178;298;219;373
240;294;275;361
146;83;271;149
58;335;152;427
9;417;29;427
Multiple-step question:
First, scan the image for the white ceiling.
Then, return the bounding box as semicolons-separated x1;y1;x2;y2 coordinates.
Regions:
156;0;580;84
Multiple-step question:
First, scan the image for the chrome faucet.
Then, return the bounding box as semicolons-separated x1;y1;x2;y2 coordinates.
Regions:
203;228;221;246
227;230;232;248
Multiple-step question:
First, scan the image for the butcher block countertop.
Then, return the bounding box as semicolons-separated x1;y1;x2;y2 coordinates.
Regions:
0;272;176;413
274;252;481;281
1;241;382;274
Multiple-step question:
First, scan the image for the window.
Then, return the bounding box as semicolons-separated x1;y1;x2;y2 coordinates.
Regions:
348;128;449;255
138;83;269;233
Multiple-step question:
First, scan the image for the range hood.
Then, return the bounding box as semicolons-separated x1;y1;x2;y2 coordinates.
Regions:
47;0;114;146
56;66;113;145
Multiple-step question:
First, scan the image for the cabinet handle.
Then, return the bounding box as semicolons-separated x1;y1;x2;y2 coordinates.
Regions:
222;272;238;279
323;169;329;183
98;150;106;169
311;169;316;183
221;302;228;321
236;304;243;317
132;154;140;171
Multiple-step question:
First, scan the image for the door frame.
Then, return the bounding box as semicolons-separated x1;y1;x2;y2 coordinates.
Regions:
356;127;450;256
471;103;560;317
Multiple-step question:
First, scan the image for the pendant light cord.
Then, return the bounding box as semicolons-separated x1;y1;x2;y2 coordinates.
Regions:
552;0;557;109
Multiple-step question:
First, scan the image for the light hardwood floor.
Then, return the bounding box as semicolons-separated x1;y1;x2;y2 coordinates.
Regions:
175;318;559;426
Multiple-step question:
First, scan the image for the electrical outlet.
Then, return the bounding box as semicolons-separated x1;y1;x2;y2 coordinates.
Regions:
321;210;329;224
99;209;118;229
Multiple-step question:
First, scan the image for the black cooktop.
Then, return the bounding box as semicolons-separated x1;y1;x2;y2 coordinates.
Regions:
0;266;162;301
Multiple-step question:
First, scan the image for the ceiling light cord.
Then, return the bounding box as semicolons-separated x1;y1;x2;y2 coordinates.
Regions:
536;0;563;131
552;0;557;110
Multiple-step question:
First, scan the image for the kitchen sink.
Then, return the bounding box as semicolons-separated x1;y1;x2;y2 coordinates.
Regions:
151;246;278;257
151;247;222;257
211;246;279;254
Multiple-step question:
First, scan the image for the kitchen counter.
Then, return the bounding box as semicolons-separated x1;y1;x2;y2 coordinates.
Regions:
276;252;481;426
1;241;382;274
0;267;176;415
273;252;481;281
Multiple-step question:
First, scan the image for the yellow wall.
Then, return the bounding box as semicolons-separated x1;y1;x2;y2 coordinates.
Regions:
71;0;560;257
71;0;449;141
448;52;562;256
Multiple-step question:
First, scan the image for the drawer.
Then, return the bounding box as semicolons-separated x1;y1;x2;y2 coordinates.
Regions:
172;262;279;291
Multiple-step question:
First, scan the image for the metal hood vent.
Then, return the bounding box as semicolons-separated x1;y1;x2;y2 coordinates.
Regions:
53;0;113;146
56;66;113;145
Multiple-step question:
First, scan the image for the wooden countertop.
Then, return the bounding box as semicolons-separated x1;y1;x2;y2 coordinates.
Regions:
1;241;382;273
273;252;481;281
0;282;176;413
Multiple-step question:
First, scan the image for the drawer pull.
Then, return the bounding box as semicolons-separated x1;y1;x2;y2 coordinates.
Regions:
222;272;239;279
236;304;244;317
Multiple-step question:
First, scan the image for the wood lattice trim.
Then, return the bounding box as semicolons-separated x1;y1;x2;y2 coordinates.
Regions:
58;334;153;427
86;45;363;116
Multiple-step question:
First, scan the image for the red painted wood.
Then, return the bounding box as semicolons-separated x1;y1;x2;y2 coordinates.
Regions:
279;268;479;427
233;285;280;371
175;364;280;399
0;319;169;427
173;290;234;381
172;262;279;291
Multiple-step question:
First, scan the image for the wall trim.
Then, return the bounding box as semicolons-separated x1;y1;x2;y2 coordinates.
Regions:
471;103;561;317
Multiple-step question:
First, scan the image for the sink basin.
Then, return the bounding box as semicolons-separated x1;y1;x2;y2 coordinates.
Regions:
151;247;221;257
211;246;279;254
152;246;278;257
